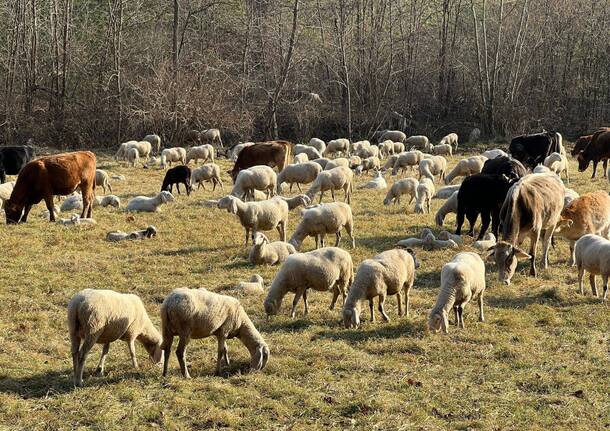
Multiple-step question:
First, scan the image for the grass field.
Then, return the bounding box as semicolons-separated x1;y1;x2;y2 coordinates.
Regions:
0;146;609;430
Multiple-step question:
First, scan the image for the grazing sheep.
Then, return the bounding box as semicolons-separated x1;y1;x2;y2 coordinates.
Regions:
383;178;419;206
114;140;137;160
574;234;610;299
352;140;371;153
200;128;223;147
439;133;459;150
392;142;406;154
185;144;215;165
106;226;157;241
264;247;354;318
161;288;269;377
306;166;353;204
473;232;496;251
481;148;508;159
358;171;387;189
434;185;461;199
127;147;139;167
191;163;224;191
293;153;309;164
324;139;350;158
95;169;113;194
391;151;424;176
115;140;152;160
419;156;447;182
348;155;362;169
438;230;464;245
60;194;121;212
68;289;163;386
415;178;435;214
160;147;187;168
357;156;381;175
432;143;453;157
324;157;350;170
380;130;407;143
543;152;569;184
232;165;277;200
406;135;430;150
277;162;322;193
289;202;355;250
378;141;393;158
435;191;459;226
161;165;192;196
356;144;379;159
231;142;255;161
127;191;175;212
311;158;331;169
249;232;296;265
308;138;326;154
428;252;486;333
232;274;265;294
343;248;419;327
554;191;610;265
294;144;322;160
142;134;161;155
383;154;399;172
444;156;487;184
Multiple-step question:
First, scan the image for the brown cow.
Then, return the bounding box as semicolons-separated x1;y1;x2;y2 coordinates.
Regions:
571;134;593;157
4;151;96;224
577;129;610;178
230;141;293;181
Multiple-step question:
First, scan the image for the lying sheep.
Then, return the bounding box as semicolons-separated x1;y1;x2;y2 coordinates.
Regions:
428;252;486;333
161;165;192;196
185;144;215;165
383;178;419;207
277;162;322;193
191;163;224;191
439;132;459;149
308;138;326;154
343;248;418;327
95;169;113;194
421;232;459;250
432;143;453;157
232;274;265;295
415;178;435;214
294;144;322;160
160;147;187;168
405;135;429;150
419;156;447;182
543;152;569;184
473;232;496;251
289;202;355;250
0;181;15;205
435;190;458;226
57;214;97;226
392;151;423;176
395;237;423;248
444;156;487;184
161;287;269;377
142;134;161;155
574;234;610;299
481;148;507;159
232;165;277;200
438;230;464;245
324;139;350;158
293;153;309;164
127;147;139;167
306;166;353;204
68;289;163;386
264;247;353;318
106;226;158;241
60;194;121;212
324;157;350;170
249;232;296;265
111;174;126;181
434;185;460;199
126;191;175;212
358;171;387;189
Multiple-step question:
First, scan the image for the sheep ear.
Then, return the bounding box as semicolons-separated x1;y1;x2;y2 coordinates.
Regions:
482;245;496;261
513;247;531;260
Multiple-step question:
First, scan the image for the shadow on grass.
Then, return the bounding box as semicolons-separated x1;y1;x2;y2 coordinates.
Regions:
486;286;585;309
151;245;236;256
312;319;424;344
259;318;314;333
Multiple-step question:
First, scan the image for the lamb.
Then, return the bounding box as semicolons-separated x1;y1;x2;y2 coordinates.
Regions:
481;148;507;159
161;165;192;196
439;132;459;150
428;252;486;333
444;156;487;184
543;152;570;184
418;156;447;182
160;287;269;377
434;185;460;199
435;191;458;226
57;214;97;226
415;177;435;214
185;144;215;165
126;191;175;212
343;248;418;327
405;135;429;150
142;134;161;155
432;143;453;157
232;165;277;200
106;225;157;241
395;237;424;248
358;171;387;189
308;138;326;154
294;144;322;160
438;230;464;245
383;178;418;206
324;157;350;170
114;140;137;160
160;147;187;168
127;147;139;167
232;274;265;295
60;194;121;212
311;158;330;169
248;232;296;265
473;232;496;251
324;139;350;158
277;162;322;193
293;153;309;164
574;234;610;299
357;156;380;175
67;289;163;386
264;247;354;318
391;151;423;176
95;169;113;194
289;202;355;250
421;232;459;250
191;163;224;191
306;166;353;204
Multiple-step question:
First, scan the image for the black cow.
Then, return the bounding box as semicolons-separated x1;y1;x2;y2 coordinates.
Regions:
508;131;562;170
481;156;527;181
0;146;36;183
161;165;192;196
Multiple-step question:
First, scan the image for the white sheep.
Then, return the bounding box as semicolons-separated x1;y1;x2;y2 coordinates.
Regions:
415;177;435;214
294;144;322;160
356;145;379;159
432;143;453;157
95;169;113;194
161;287;269;377
57;214;97;226
111;174;126;181
306;166;353;204
439;133;459;149
378;140;393;158
68;289;163;386
395;237;424;248
277;162;322;193
126;191;175;212
419;155;447;182
391;151;423;176
444;156;487;184
392;142;406;154
574;234;610;299
405;135;430;150
473;232;496;251
543;152;569;184
311;158;330;169
358;171;387;190
185;144;215;165
428;252;486;333
232;274;265;295
106;226;157;242
191;163;224;191
232;165;277;200
60;194;121;212
324;157;350;170
564;188;580;208
264;247;354;318
293;153;309;164
0;181;15;208
114;140;137;160
356;156;381;175
434;185;460;199
308;138;326;154
324;139;350;158
421;232;458;250
115;140;151;160
383;178;419;206
142;134;161;154
343;248;419;327
438;230;464;245
533;164;552;174
481;148;507;159
249;232;296;265
382;154;399;172
435;190;458;226
160;147;187;168
289;202;355;250
127;147;139;167
352;140;370;153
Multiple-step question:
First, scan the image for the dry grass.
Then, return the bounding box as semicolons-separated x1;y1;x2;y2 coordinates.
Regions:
0;147;609;430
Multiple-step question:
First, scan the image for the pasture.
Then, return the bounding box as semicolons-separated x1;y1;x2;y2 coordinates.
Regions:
0;146;608;430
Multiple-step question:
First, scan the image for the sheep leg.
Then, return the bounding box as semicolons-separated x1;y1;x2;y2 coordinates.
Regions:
396;291;404;316
345;222;355;248
330;188;336;202
94;343;110;376
529;231;540;277
478;294;485;322
303;290;309;315
216;337;228;376
478;212;491;240
454;307;459;326
75;334;99;386
319;192;324;203
161;336;173;377
335;231;341;247
244;228;250;246
320;234;326;248
278;222;286;242
458;306;465;329
176;335;191;378
404;284;412;317
578;266;585;295
128;339;139;369
369;299;375;323
378;295;390;322
290;289;305;318
329;287;340;310
70;335;81;385
108;182;113;193
589;274;598;297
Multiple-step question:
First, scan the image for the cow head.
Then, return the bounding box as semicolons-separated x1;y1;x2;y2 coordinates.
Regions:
484;241;531;285
4;200;23;224
576;152;590;172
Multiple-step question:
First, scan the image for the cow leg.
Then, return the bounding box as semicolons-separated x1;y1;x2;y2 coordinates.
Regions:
455;208;465;236
589;274;598;297
491;208;500;238
44;195;56;222
591;161;598;178
478;211;491;240
541;225;555;269
603;160;608;178
21;204;33;223
466;211;477;237
529;231;540;277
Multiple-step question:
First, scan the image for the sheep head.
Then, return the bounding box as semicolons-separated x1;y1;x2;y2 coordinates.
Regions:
428;310;449;334
250;344;270;372
343;306;360;329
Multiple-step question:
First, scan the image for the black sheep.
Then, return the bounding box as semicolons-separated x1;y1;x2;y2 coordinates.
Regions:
161;165;192;196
